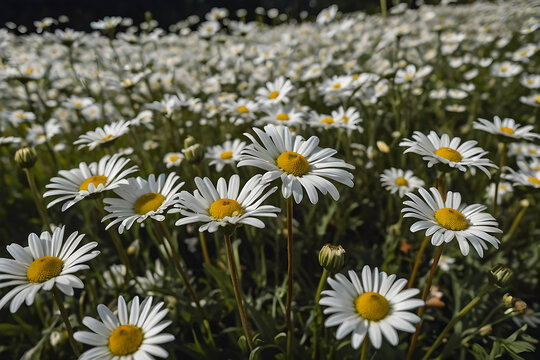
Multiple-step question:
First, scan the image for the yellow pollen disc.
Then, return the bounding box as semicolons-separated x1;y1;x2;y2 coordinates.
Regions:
435;147;463;162
354;292;389;321
79;175;108;191
237;105;249;113
321;117;334;124
74;102;82;108
169;155;179;162
208;198;243;219
332;83;341;89
26;67;34;75
500;127;514;134
499;185;508;191
27;256;64;283
276;113;290;121
500;67;507;73
529;149;537;154
534;95;540;104
108;325;143;356
276;151;309;176
434;208;468;231
342;115;349;123
405;73;412;80
269;91;279;99
133;192;166;215
520;50;527;56
528;177;540;186
220;151;233;159
528;79;534;84
394;177;409;186
16;112;24;118
101;134;114;141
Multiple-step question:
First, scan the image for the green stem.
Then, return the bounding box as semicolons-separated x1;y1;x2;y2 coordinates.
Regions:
224;233;253;351
52;287;81;357
24;168;51;232
312;268;330;360
422;284;493;360
380;0;388;17
406;244;445;360
407;236;430;289
493;142;507;216
502;202;528;242
286;197;294;360
361;337;370;360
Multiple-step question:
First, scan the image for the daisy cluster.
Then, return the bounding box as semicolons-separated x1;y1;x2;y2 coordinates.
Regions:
0;1;539;359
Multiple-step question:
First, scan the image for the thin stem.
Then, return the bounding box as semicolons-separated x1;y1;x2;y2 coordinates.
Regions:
154;221;202;311
52;287;81;357
199;231;212;265
493;142;507;216
224;233;253;351
380;0;388;17
406;244;445;360
437;172;445;198
24;168;51;232
407;236;430;289
360;337;370;360
94;199;132;275
312;268;330;360
422;284;493;360
286;197;294;360
502;203;528;242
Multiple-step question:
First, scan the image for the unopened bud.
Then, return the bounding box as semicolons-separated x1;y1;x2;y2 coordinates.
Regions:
479;325;492;336
318;244;345;274
14;147;37;168
489;263;513;288
184;135;197;148
376;140;390;153
184;143;204;164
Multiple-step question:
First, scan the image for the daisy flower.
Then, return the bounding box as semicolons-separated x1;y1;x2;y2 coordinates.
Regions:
206;139;246;172
238;124;355;204
508;142;540;158
502;167;540;189
380;168;425;198
170;174;280;233
519;93;540;107
44;154;138;212
0;226;99;313
319;265;424;349
102;173;184;234
473;116;540;141
163;152;184;168
255;76;294;106
400;131;497;177
74;295;174;360
258;105;305;127
74;120;130;150
402;187;502;257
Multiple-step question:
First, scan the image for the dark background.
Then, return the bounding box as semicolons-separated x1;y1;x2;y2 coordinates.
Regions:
0;0;448;31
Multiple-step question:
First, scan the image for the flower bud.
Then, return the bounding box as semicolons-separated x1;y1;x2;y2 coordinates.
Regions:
489;263;513;288
376;140;390;153
318;244;345;274
184;143;204;164
14;146;37;168
479;325;492;336
184;135;197;148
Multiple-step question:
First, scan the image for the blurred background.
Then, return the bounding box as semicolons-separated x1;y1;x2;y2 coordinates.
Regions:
1;0;474;31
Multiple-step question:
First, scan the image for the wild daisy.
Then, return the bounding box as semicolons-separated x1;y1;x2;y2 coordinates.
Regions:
102;173;184;234
402;187;502;257
473;116;540;141
171;174;280;233
380;168;425;198
320;265;424;349
163;152;184;168
502;167;540;189
74;295;174;359
238;124;355;204
400;131;497;177
255;76;294;106
0;226;99;313
206;139;246;172
43;154;138;211
258;105;305;127
74;120;130;150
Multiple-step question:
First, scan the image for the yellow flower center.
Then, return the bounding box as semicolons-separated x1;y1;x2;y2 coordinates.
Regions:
332;83;341;89
220;151;233;159
534;95;540;104
79;175;108;191
528;177;540;186
500;67;507;73
108;325;143;356
208;199;243;219
434;147;463;163
500;127;514;135
394;177;409;186
276;113;290;121
74;102;82;108
434;208;468;231
101;134;114;141
321;117;334;124
353;74;359;80
169;155;179;162
27;256;64;283
405;73;412;80
237;105;249;113
354;292;389;321
26;67;34;75
342;115;349;123
276;151;309;176
269;91;279;99
133;192;165;215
